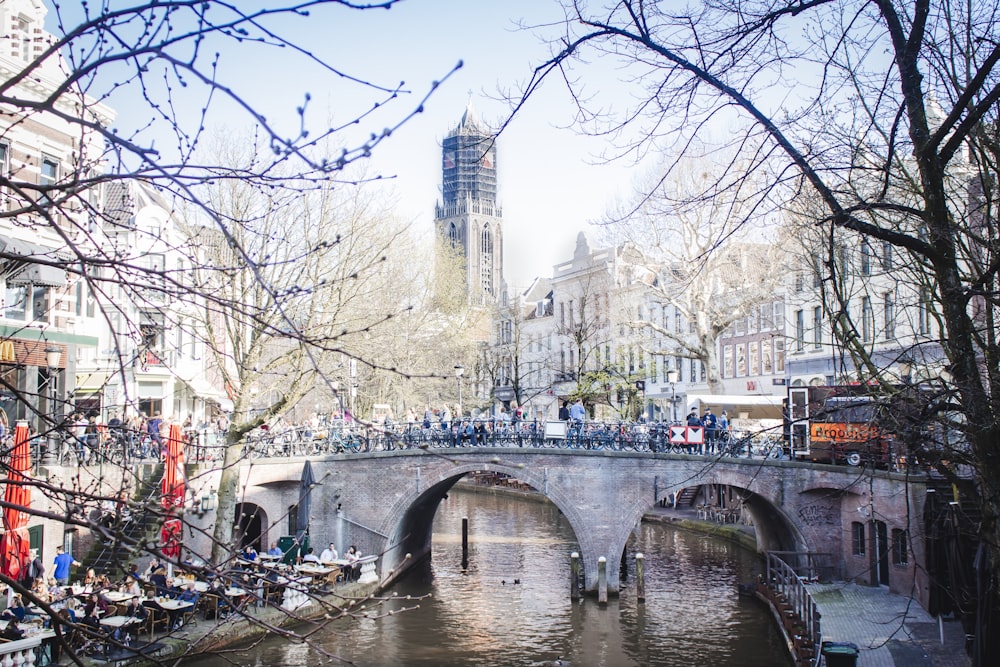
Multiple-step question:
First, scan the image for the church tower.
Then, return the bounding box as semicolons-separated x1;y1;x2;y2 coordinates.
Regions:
434;101;503;305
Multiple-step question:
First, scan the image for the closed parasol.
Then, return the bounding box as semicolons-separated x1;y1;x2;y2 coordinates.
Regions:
160;423;186;560
1;421;32;580
296;460;316;548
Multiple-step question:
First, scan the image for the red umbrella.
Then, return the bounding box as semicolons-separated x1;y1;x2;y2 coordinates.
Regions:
161;423;186;509
1;421;32;580
160;423;186;560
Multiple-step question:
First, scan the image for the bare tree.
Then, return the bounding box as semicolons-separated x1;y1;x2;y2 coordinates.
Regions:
505;1;1000;661
0;0;456;661
608;155;785;394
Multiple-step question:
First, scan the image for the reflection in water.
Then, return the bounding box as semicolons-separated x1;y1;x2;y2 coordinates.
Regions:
195;488;790;666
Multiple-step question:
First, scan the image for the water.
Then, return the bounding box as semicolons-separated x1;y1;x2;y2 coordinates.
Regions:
196;488;790;666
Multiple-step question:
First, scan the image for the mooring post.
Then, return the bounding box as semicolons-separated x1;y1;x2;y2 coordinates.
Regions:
461;517;469;570
597;556;607;606
636;553;645;603
570;552;580;600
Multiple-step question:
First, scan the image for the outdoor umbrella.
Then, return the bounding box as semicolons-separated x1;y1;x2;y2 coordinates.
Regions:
1;421;32;580
160;423;186;566
296;460;316;557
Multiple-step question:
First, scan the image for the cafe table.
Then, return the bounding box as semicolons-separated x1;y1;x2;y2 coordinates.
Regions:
103;590;137;604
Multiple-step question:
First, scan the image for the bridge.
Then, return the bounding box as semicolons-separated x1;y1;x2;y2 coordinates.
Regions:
191;445;928;601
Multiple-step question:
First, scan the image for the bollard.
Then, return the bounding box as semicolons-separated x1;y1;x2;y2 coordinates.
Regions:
570;552;580;600
636;553;645;603
461;517;469;571
597;556;607;606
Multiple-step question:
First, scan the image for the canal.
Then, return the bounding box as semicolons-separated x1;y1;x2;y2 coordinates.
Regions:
208;486;791;666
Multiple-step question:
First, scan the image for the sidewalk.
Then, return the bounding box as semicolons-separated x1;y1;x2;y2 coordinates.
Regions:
807;583;970;667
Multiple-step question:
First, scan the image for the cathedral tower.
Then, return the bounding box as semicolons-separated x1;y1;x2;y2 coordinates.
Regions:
434;101;503;304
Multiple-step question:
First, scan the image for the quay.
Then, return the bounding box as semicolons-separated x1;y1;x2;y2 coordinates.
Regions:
643;506;972;667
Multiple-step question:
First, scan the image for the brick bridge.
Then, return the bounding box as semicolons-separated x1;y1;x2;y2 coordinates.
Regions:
198;449;928;600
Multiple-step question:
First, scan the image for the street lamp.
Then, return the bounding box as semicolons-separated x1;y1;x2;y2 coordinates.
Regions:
897;356;913;385
667;369;679;423
454;364;465;417
43;346;63;465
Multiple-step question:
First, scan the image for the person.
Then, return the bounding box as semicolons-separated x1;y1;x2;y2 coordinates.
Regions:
346;546;361;581
147;412;164;455
51;545;80;585
267;542;282;558
150;565;170;597
320;543;338;563
301;547;320;564
81;592;108;632
83;568;97;588
422;406;433;430
171;583;199;629
686;410;702;427
558;401;570;421
569;399;586;422
241;545;257;561
1;618;23;641
1;594;26;621
142;557;162;581
24;548;45;585
702;409;718;449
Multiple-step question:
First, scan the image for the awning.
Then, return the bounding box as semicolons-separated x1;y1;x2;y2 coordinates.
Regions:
0;237;67;287
685;393;784;419
179;376;227;402
75;372;110;390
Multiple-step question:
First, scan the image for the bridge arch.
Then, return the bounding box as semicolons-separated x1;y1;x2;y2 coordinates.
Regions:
378;462;589;586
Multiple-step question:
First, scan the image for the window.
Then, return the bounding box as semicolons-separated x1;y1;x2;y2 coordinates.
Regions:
748;305;758;333
3;285;26;321
40;156;58;207
891;528;908;565
762;340;773;374
813;306;823;349
852;521;866;556
773;301;784;330
481;226;493;296
918;288;932;336
860;240;871;276
31;286;49;323
881;242;893;270
855;297;870;342
884;291;895;340
775;339;785;373
736;344;746;377
722;345;733;378
690;358;697;382
794;271;804;293
0;143;8;208
795;310;805;351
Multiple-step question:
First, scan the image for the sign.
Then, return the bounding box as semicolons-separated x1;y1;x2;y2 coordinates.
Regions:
494;386;515;401
0;341;14;362
810;422;879;443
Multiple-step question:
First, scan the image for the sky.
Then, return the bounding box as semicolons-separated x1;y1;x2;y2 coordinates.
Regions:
43;0;644;291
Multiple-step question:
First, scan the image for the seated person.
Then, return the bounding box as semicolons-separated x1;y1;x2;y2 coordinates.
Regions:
241;545;258;561
346;545;362;581
142;558;162;581
1;594;27;621
1;618;23;641
319;543;338;563
82;568;97;589
169;583;199;630
149;566;171;597
267;542;282;558
300;547;320;564
81;592;108;631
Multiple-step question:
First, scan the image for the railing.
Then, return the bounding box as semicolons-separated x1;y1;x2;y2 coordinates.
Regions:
0;634;46;666
762;551;822;666
218;420;791;461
